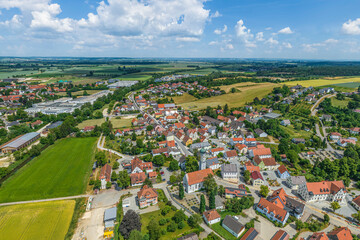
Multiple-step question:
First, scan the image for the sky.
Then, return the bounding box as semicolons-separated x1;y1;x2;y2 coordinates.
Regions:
0;0;360;59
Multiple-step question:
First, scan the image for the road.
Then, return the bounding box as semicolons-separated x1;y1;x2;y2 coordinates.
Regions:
0;194;91;207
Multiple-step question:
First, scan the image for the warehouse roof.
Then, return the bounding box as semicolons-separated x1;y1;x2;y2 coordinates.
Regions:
1;132;40;149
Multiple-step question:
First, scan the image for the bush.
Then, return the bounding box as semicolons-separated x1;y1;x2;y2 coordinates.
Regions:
167;222;177;232
159;218;168;226
161;206;171;216
178;221;185;229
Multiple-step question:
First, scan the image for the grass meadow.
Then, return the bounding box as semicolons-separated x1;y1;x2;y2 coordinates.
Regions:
0;138;97;203
284;77;360;87
0;200;75;240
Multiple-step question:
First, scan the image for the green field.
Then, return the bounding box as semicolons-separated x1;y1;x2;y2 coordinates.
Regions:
175;82;279;110
331;97;350;108
0;138;96;203
284;77;360;87
331;82;360;89
0;200;75;240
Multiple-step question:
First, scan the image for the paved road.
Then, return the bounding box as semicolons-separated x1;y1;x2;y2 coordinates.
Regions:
0;194;91;207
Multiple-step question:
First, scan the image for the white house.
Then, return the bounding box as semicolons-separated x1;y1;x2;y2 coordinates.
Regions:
230;137;244;146
256;198;289;225
203;209;221;225
222;216;245;238
297;180;346;203
221;164;238;183
183;168;214;193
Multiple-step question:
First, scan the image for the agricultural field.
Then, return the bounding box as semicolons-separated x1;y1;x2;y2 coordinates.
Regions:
77;119;106;129
331;97;350;108
111;117;133;129
279;125;313;139
0;200;75;240
284;77;360;87
0;137;97;203
56;89;102;97
177;82;279;110
331;82;360;89
172;93;198;105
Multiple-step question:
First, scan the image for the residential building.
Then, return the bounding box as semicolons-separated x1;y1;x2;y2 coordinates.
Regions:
352;195;360;211
211;147;225;156
327;227;353;240
308;232;329;240
225;185;248;198
280;119;291;126
297;181;346;202
215;195;224;210
276;165;290;179
137;185;158;208
206;157;221;170
330;132;342;141
292;138;306;144
224;150;238;160
244;161;260;173
222;215;245;238
254;128;268;138
130;172;146;186
256;198;289;225
271;230;289;240
249;147;272;159
337;138;356;147
286;176;306;190
251;171;264;186
99;164;112;189
253;156;279;170
203;209;221;225
235;143;248;155
285;196;305;219
131;157;153;173
349;127;360;135
183;168;214;193
240;228;259;240
230;137;244;146
221;164;238;183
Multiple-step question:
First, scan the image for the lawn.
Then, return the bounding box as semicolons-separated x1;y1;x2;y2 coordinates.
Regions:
279;125;312;139
111;117;133;129
0;137;97;203
0;200;75;240
284;77;360;87
331;97;350;108
211;222;237;240
77;119;106;129
177;82;279;110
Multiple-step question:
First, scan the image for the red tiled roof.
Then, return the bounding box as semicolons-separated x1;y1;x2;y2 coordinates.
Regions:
240;228;258;240
130;172;146;185
251;171;264;181
211;147;224;153
252;147;272;156
257;198;288;222
186;168;213;186
271;230;289;240
327;227;352;240
254;155;277;166
225;150;237;158
137;185;158;199
99;164;111;182
353;195;360;207
306;181;345;195
277;165;288;174
203;209;220;222
308;232;329;240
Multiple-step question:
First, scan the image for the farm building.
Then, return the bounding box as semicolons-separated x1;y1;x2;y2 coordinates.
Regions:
0;132;40;153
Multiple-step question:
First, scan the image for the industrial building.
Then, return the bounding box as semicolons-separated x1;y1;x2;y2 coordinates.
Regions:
25;90;112;116
0;132;40;153
107;81;139;89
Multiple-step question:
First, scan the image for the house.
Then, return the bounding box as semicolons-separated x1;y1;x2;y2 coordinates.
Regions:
190;142;211;152
206;157;221;170
235;143;248;155
268;188;287;208
253;156;279;170
225;185;248;198
240;228;258;240
337;138;356;147
251;171;264;186
182;136;193;146
249;147;272;159
330;132;342;141
203;209;221;225
224;150;238;160
230;137;244;146
292;138;306;144
286;176;306;190
297;180;346;202
327;227;353;240
280;119;291;126
285;196;305;219
321;114;332;122
306;151;316;158
177;233;199;240
271;230;289;240
349;127;360;135
99;164;112;189
130;172;146;186
276;165;290;179
222;215;245;238
245;138;257;146
152;147;168;156
254;128;267;138
211;147;225;156
131;157;153;173
137;185;158;208
183;168;214;193
244;162;260;173
221;164;238;183
352;195;360;211
215;195;224;210
308;232;329;240
256;198;289;225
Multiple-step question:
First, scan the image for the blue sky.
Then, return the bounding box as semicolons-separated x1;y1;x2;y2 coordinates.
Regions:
0;0;360;59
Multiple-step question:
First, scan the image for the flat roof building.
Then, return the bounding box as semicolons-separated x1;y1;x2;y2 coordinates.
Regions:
0;132;40;153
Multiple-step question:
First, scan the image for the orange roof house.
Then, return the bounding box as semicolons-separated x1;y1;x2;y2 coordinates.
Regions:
183;168;214;193
327;227;352;240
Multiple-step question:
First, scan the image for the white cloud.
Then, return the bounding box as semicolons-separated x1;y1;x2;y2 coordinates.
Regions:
214;25;227;35
324;38;338;44
283;42;292;49
0;35;3;40
256;32;264;41
208;41;218;46
210;10;221;18
224;43;234;50
176;37;200;42
265;27;272;31
266;37;279;45
235;19;256;48
302;38;338;52
278;27;293;34
342;18;360;35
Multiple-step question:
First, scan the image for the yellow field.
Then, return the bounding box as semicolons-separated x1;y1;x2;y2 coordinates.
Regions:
0;200;75;240
172;93;198;104
177;82;279;110
284;77;360;87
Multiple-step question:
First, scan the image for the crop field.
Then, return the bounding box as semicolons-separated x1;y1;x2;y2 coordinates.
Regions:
331;82;360;88
0;138;96;203
0;200;75;240
177;82;279;110
284;77;360;87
